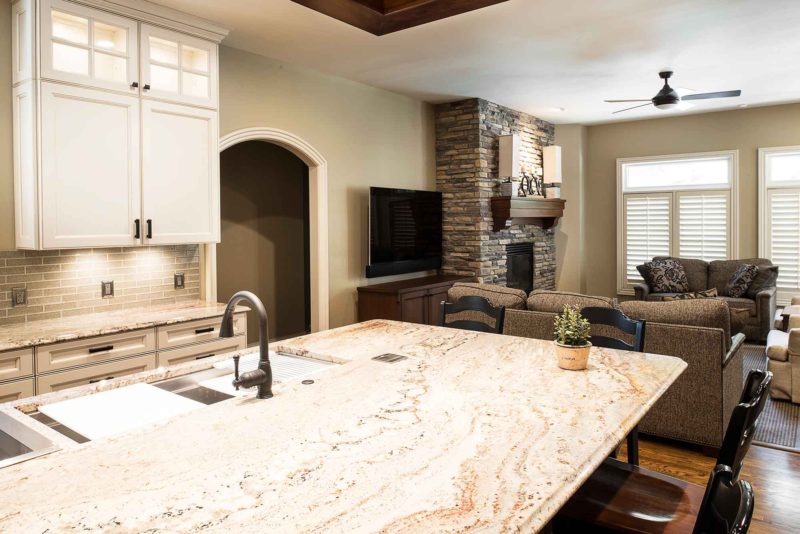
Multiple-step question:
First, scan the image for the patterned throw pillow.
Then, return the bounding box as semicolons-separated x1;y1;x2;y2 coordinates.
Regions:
726;264;760;298
662;288;718;301
745;265;779;299
638;259;689;293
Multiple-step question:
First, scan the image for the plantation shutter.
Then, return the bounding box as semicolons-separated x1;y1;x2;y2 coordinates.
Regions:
624;194;671;284
767;189;800;300
678;192;729;262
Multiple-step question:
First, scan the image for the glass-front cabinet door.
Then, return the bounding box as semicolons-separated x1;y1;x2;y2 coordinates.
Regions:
40;0;139;94
140;24;218;109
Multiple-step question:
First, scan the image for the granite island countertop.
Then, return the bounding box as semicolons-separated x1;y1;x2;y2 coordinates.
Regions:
0;320;686;533
0;300;245;352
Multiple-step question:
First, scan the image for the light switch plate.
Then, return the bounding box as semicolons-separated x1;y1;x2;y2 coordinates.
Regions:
11;287;27;307
174;272;185;290
101;281;114;298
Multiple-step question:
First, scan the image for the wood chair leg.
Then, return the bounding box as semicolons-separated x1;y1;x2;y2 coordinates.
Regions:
627;425;639;466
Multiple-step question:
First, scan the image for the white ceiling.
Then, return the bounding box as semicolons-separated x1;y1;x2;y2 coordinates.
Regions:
151;0;800;124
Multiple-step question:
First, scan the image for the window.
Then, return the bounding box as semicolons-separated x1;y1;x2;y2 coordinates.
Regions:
617;151;738;294
759;146;800;304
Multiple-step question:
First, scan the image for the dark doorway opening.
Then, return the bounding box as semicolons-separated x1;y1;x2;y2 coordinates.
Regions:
218;141;311;343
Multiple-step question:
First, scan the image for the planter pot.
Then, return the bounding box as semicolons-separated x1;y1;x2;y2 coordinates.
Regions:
554;341;591;370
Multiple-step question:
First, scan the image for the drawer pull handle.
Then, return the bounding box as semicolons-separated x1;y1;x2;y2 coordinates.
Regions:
195;327;215;334
88;345;114;354
195;353;215;360
89;376;115;384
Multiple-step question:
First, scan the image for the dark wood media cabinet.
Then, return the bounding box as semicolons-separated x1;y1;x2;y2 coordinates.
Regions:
357;275;474;326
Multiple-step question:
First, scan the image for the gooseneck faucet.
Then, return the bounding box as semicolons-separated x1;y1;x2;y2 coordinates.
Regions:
219;291;273;399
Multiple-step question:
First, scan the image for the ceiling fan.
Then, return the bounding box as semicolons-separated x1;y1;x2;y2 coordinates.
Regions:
605;71;742;114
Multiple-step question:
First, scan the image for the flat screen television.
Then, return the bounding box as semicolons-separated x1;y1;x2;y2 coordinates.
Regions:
366;187;442;278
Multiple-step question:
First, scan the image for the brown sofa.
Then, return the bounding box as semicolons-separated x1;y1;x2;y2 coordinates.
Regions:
634;257;777;342
447;284;745;450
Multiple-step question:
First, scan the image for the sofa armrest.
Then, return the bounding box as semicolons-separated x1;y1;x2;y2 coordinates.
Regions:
755;286;777;341
634;283;650;301
723;333;746;368
789;328;800;357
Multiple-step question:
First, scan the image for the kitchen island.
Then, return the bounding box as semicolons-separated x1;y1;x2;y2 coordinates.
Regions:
0;320;686;532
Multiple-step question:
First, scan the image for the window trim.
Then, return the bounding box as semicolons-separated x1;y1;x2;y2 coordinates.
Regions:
616;150;740;295
758;145;800;305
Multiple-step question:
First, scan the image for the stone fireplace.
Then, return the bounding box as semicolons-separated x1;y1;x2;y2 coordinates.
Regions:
435;98;556;290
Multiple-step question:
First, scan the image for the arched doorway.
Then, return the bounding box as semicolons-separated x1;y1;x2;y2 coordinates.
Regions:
202;128;329;332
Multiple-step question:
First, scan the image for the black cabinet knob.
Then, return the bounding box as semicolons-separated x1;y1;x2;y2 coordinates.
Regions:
131;82;139;89
146;219;153;239
143;84;151;91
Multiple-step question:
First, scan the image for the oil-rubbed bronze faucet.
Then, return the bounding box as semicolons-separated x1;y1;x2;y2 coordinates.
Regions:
219;291;273;399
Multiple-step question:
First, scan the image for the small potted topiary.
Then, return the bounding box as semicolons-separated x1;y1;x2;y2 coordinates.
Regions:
553;305;592;370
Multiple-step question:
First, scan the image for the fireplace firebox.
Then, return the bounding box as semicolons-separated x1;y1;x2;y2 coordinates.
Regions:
506;243;534;293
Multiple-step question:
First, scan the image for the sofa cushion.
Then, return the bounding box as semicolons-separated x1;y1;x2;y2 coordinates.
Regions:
716;296;757;316
448;282;527;310
708;258;772;296
654;256;709;293
526;290;616;313
619;299;731;350
726;264;760;298
766;329;789;362
638;259;689;293
746;265;779;299
662;288;718;301
729;308;750;335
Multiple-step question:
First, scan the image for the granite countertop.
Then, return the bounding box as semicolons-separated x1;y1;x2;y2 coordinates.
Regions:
0;300;245;352
0;320;686;533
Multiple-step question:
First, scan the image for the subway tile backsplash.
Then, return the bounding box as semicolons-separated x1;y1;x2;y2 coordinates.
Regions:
0;245;201;325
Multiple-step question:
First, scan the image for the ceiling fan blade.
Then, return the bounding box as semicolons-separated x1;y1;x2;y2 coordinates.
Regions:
682;90;742;101
604;99;651;103
613;102;653;114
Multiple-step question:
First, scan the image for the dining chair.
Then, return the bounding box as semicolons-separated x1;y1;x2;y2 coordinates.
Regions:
580;306;646;465
552;369;771;534
439;296;505;334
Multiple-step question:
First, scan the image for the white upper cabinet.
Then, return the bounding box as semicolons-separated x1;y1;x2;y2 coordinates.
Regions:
40;83;141;248
40;0;139;94
141;24;218;109
10;0;227;249
142;101;220;244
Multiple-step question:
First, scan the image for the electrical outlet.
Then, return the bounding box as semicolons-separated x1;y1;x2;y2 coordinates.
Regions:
101;281;114;298
11;287;27;307
174;272;185;290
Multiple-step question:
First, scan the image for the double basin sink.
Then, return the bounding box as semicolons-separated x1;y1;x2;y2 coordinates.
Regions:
0;352;335;468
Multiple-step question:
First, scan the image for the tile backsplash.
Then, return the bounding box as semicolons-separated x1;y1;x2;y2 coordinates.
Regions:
0;245;201;325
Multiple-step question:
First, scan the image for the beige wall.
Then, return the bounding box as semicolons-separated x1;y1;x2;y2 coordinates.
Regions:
554;124;586;293
218;46;435;328
217;141;309;342
571;103;800;298
0;3;13;249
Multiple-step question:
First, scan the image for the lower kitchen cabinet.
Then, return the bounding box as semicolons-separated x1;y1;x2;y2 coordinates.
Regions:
0;378;35;404
36;353;157;393
0;348;34;383
158;335;245;367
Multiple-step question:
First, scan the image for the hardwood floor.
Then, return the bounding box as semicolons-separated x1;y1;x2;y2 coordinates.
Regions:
620;438;800;533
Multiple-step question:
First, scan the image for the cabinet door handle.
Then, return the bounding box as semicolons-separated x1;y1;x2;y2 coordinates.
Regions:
195;327;215;334
88;345;114;354
146;219;153;239
195;353;215;360
89;376;115;384
131;82;139;89
134;219;141;239
143;84;151;91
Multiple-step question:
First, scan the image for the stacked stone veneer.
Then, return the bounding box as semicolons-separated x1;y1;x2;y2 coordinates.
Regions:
435;98;556;289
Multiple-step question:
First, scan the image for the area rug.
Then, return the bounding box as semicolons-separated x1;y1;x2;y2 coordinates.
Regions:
742;344;800;451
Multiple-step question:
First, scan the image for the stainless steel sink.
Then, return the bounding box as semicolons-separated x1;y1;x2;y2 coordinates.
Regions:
0;411;60;469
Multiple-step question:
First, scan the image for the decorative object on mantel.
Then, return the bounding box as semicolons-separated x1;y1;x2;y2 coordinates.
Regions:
553;305;592;370
516;178;527;197
499;178;513;197
499;134;524;197
490;196;566;231
543;145;563;199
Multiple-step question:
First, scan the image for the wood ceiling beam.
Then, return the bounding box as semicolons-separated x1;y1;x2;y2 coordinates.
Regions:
290;0;509;36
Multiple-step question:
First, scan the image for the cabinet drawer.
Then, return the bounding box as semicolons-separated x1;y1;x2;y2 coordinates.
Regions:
157;313;245;351
158;336;246;367
36;329;156;373
36;354;157;394
0;348;34;382
0;378;35;404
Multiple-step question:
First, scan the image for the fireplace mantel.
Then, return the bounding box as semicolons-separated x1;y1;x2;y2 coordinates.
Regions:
490;197;566;231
